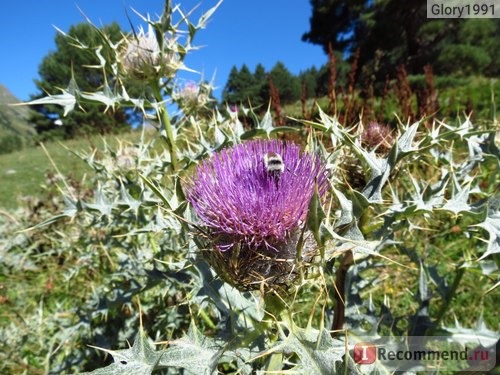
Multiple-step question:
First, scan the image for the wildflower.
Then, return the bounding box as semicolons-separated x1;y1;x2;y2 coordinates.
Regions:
116;146;138;171
178;82;200;102
173;81;213;112
121;24;182;81
361;121;394;152
185;139;328;290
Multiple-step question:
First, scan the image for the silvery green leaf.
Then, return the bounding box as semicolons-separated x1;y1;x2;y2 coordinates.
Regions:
326;227;386;257
66;76;80;96
213;122;226;147
258;109;274;134
387;183;404;213
81;331;162;375
441;118;474;139
361;157;389;203
439;316;498;348
117;184;141;216
221;106;245;141
269;125;300;136
84;45;107;69
332;186;353;229
194;261;264;322
196;0;223;29
26;194;80;229
348;189;370;217
337;237;381;255
157;323;224;374
120;86;146;114
25;213;72;230
139;174;177;210
417;262;431;303
81;87;120;111
83;186;113;217
479;260;498;275
62;195;79;218
20;77;81;116
307;186;327;246
409;175;445;212
397;121;420;154
21;90;76;116
130;207;180;234
476;196;500;260
441;177;473;214
358;122;420;202
240;128;267;140
317;107;344;145
270;324;345;374
339;222;365;243
291;116;330;133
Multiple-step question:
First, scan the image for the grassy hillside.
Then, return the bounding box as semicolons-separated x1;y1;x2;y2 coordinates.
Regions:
0;140;89;210
0;84;36;142
0;131;149;211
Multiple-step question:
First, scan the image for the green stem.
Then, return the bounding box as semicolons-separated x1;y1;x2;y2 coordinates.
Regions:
263;293;288;320
151;81;178;171
199;309;216;330
433;266;465;328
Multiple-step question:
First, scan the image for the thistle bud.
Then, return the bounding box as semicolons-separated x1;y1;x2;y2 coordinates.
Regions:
173;81;213;113
121;24;182;81
361;121;394;152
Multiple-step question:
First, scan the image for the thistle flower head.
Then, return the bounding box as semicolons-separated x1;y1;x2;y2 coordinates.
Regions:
121;24;182;80
361;121;393;152
187;139;327;247
185;139;329;290
173;81;213;111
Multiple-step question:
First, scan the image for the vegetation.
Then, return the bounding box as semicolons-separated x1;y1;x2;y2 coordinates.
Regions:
0;131;154;210
219;0;498;124
0;84;36;154
302;0;499;80
28;22;132;141
223;62;302;108
223;54;497;131
0;1;498;374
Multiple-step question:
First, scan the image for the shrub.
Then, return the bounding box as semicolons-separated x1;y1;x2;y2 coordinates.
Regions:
0;134;23;154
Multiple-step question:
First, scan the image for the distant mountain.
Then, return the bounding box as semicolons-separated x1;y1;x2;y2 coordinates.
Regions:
0;83;36;143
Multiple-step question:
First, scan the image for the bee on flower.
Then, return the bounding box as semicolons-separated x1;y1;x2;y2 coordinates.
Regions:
184;139;329;291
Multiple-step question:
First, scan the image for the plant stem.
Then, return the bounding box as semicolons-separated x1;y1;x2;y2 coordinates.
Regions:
332;250;354;335
151;81;178;171
434;266;465;328
199;309;216;330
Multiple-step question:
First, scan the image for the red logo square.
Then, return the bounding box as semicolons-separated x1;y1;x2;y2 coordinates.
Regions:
354;342;377;364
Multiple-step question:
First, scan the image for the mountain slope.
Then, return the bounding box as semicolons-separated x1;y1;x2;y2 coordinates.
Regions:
0;83;36;141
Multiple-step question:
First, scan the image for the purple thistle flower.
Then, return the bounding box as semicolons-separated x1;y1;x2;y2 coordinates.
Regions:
185;139;328;251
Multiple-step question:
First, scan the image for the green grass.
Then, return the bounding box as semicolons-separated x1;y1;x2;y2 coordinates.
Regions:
0;131;147;211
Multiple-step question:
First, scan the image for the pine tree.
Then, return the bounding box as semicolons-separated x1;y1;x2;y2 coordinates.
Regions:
303;0;499;80
222;64;256;104
268;62;301;104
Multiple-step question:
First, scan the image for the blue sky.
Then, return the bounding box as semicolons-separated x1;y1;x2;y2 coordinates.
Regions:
0;0;327;102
